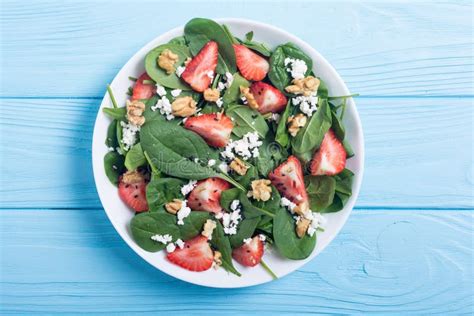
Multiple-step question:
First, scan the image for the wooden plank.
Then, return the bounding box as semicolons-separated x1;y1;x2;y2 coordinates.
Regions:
1;97;472;209
0;209;472;314
1;1;472;97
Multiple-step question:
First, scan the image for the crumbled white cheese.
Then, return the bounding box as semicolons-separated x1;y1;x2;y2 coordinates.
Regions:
243;238;252;244
230;200;240;212
150;233;173;244
218;162;229;174
217;81;226;92
214;212;224;220
151;95;175;120
220;131;263;161
208;159;216;167
181;180;197;196
293;93;319;117
120;121;140;151
107;146;115;152
155;83;167;97
175;239;185;249
166;243;176;253
241;95;248;104
175;66;185;77
216;98;223;108
206;70;214;80
306;212;327;237
259;234;266;242
224;72;234;88
284;57;308;80
269;113;281;123
222;200;242;235
115;147;123;155
176;199;191;225
171;89;182;97
281;197;297;213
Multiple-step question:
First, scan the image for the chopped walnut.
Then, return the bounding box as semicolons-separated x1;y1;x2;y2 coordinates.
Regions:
121;170;145;184
293;201;309;216
171;96;197;117
203;88;220;102
250;179;272;202
229;158;249;176
213;251;222;268
158;49;180;74
240;86;259;110
165;199;182;214
296;217;311;238
287;113;307;137
201;219;217;240
126;100;146;126
285;76;320;96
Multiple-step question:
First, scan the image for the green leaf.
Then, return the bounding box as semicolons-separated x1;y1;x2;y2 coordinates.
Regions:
273;207;316;260
275;100;292;147
103;107;126;120
232;164;258;189
305;175;336;211
292;98;332;154
116;119;127;153
343;139;355;158
330;109;345;141
146;175;185;212
245;31;253;41
184;18;236;74
130;212;181;252
239;191;276;219
228;217;260;248
105;120;119;149
321;169;354;213
222;73;249;105
103;151;125;186
220;188;241;212
125;143;146;171
242;41;272;57
145;44;192;90
256;134;287;176
210;221;241;276
168;35;187;46
226;105;269;138
178;212;211;241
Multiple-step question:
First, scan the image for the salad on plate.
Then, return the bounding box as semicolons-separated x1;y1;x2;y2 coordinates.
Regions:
102;18;356;278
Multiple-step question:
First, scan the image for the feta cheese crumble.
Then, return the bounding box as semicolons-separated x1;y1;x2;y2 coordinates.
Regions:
151;95;175;120
208;159;216;167
170;89;182;97
243;238;252;244
218;162;229;174
155;83;167;97
304;212;327;236
292;94;319;117
220;131;263;161
259;234;266;242
175;239;185;249
281;197;297;213
216;98;223;108
150;233;173;244
175;66;185;77
176;199;191;225
284;57;308;80
241;95;248;104
269;113;281;123
222;200;242;235
181;180;197;196
166;243;176;253
206;70;214;80
120;121;140;151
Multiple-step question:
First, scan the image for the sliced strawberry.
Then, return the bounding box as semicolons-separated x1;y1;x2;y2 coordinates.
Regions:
167;235;214;272
250;81;287;114
268;155;308;205
310;129;346;176
118;171;148;212
184;113;233;148
132;72;156;101
181;41;218;92
187;178;231;214
233;44;269;81
232;236;264;267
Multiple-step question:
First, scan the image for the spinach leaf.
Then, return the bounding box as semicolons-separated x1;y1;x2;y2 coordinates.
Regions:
168;35;187;46
273;207;316;260
178;212;211;241
268;43;313;91
226;105;269;138
343;139;355;158
305;175;336;211
220;188;240;212
275;101;292;148
242;41;272;57
321;169;354;213
145;44;191;90
331;109;345;141
116;118;126;153
146;175;185;212
105;120;119;149
210;221;241;276
125;143;146;171
130;212;181;252
232;164;258;189
239;191;275;219
104;151;125;186
184;18;236;74
142;96;161;122
256;216;273;236
103;107;126;120
228;217;260;248
318;79;329;98
291;98;332;154
256;133;287;176
222;73;249;105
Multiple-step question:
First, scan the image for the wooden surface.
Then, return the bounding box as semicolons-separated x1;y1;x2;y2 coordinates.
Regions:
1;1;473;314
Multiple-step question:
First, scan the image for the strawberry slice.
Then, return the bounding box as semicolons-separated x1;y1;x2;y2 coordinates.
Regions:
181;41;218;92
184;113;233;148
233;44;269;81
268;156;308;205
310;129;346;176
167;235;214;272
187;178;231;214
132;72;156;101
232;236;264;267
250;81;287;114
118;171;148;212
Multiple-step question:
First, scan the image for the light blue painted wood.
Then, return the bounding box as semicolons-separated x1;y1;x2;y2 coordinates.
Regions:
0;1;473;97
0;209;472;314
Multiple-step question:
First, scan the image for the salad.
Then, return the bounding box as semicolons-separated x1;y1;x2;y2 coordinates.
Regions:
103;18;356;278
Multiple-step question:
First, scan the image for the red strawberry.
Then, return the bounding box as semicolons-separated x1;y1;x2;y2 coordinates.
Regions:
233;44;269;81
118;171;148;212
250;81;287;114
268;156;308;205
310;129;346;176
184;113;233;148
167;235;214;272
232;236;264;267
187;178;231;214
132;72;156;101
181;41;218;92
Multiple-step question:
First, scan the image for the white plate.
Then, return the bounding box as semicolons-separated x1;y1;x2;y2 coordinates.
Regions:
92;18;364;288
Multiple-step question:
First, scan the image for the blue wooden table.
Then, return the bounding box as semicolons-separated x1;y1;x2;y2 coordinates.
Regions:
1;1;473;314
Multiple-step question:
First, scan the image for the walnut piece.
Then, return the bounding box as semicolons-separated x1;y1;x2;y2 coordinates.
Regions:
213;251;222;268
122;170;145;184
285;76;320;96
203;88;220;102
296;217;311;238
229;158;249;176
165;199;182;215
201;219;217;240
158;49;180;74
250;179;272;202
287;113;307;137
171;96;197;117
293;201;309;216
126;100;146;126
240;86;259;110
